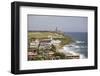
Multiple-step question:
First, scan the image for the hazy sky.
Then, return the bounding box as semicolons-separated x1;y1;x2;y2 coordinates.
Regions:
28;15;88;32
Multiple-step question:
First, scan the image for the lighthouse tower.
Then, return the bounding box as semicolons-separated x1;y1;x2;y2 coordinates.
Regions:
55;26;58;32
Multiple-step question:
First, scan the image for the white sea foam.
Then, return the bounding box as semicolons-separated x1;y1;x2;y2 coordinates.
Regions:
64;44;86;49
76;40;85;43
80;46;87;48
63;47;79;55
80;54;86;59
63;44;87;59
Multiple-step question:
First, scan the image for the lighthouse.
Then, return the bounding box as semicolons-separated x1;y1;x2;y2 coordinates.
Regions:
55;26;58;32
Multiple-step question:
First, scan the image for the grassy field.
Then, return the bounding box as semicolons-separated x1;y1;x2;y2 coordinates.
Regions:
28;31;63;39
28;31;74;45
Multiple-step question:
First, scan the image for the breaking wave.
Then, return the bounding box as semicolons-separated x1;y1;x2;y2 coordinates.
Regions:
63;40;87;59
76;40;85;43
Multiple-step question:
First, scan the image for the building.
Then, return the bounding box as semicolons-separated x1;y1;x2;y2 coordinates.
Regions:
51;40;61;46
28;48;38;60
30;35;61;50
30;39;39;48
39;39;52;49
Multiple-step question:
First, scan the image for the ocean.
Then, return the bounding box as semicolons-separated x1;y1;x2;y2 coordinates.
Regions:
64;32;88;59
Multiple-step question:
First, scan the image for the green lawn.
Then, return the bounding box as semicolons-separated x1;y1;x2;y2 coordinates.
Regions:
28;31;74;46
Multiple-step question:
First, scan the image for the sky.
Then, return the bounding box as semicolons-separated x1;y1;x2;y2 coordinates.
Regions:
28;15;88;32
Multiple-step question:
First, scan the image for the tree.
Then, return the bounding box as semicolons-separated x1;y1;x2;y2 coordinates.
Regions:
50;44;56;52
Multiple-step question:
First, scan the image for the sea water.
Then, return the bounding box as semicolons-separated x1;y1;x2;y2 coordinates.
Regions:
64;32;88;59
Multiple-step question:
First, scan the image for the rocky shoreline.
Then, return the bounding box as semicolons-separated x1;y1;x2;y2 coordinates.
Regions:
58;48;80;59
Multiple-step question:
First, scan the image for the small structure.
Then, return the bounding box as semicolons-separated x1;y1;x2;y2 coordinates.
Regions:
28;51;37;56
48;51;54;56
51;40;61;46
30;39;39;48
48;35;61;46
48;35;53;40
39;39;52;49
28;49;38;60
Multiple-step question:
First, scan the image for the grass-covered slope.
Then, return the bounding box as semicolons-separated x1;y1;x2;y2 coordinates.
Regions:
28;31;74;45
